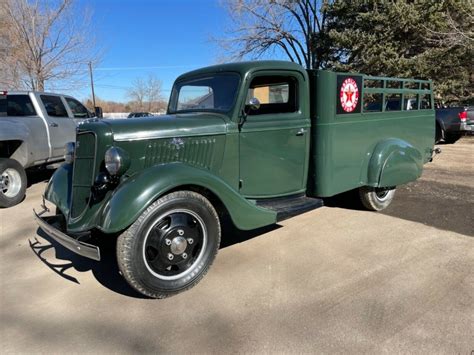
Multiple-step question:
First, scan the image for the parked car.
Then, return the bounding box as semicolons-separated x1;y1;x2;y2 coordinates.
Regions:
460;106;474;134
36;61;436;298
435;106;466;144
0;91;100;207
128;112;153;118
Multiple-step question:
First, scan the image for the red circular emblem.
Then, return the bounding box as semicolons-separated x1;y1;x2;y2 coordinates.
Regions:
340;78;359;112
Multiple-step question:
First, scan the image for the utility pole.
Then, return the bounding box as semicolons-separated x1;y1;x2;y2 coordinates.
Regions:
88;61;96;108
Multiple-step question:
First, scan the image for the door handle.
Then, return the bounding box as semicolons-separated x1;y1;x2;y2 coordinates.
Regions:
296;128;306;136
49;122;58;127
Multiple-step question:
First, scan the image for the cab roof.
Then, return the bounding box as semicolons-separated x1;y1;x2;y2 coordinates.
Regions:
175;60;306;82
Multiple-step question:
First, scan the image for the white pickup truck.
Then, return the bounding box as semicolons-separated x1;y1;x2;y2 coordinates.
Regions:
0;91;100;207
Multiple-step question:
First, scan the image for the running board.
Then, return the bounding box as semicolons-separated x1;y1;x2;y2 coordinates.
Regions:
256;195;324;222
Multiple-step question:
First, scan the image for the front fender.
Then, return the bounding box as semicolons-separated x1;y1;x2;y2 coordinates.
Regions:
99;163;276;233
45;163;73;215
368;138;423;187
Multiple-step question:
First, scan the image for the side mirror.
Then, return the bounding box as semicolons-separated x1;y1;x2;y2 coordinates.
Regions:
94;106;103;118
240;97;261;129
248;97;261;111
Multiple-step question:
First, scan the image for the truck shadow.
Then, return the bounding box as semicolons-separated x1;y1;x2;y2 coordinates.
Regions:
323;181;473;237
30;221;280;298
220;216;281;248
30;228;149;299
380;181;474;237
323;188;366;211
26;168;54;188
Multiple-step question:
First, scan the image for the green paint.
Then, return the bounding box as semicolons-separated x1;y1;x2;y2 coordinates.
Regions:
44;61;435;235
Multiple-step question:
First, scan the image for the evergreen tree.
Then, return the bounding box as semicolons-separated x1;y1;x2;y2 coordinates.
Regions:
326;0;473;102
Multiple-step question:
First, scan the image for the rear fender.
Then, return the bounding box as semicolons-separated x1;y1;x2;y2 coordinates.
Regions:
0;120;30;166
99;163;277;233
367;138;423;187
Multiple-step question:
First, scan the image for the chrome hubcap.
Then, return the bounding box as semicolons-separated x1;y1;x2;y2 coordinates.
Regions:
1;168;22;198
170;236;188;255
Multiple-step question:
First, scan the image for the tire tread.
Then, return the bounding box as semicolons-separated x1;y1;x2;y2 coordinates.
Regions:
116;190;221;298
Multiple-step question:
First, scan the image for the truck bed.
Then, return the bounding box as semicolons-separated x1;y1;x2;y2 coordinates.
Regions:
308;70;435;197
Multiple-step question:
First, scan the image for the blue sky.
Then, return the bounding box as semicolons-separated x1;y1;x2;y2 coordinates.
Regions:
72;0;232;102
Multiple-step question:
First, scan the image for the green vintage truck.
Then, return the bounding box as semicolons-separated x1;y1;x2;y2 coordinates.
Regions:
35;61;436;298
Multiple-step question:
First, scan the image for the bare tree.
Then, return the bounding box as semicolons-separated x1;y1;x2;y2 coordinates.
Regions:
0;0;99;91
128;77;147;111
218;0;332;69
0;0;21;88
128;74;164;112
146;74;163;112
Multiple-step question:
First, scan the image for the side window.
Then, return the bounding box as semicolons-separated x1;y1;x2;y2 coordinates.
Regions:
0;94;6;116
246;76;298;115
386;94;402;111
65;97;91;118
363;93;383;112
404;94;418;110
420;94;432;110
40;95;69;117
5;95;37;116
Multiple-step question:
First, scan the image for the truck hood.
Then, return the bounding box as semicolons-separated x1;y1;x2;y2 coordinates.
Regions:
101;113;228;141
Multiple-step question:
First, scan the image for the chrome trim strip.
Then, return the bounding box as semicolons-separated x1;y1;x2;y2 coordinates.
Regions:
34;208;101;261
114;130;225;142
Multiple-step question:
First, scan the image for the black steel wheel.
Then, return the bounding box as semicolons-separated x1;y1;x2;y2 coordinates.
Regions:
117;190;221;298
358;186;396;211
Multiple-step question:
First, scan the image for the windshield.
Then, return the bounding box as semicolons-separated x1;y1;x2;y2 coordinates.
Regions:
169;73;240;113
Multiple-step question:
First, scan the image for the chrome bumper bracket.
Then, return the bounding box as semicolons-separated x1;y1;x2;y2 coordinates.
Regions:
33;207;101;261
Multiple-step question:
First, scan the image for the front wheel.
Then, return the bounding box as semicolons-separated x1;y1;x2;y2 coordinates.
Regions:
117;190;221;298
358;186;396;211
0;158;27;208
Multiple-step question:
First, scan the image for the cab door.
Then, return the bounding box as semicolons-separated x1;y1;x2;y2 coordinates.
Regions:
239;72;310;198
39;94;78;158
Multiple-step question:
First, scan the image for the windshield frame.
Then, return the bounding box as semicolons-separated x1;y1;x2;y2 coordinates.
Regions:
167;72;241;115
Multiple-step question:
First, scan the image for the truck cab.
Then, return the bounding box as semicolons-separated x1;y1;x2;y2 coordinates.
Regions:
35;61;435;298
0;91;98;207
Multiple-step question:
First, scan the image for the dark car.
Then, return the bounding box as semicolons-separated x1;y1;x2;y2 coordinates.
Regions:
435;105;466;144
460;106;473;135
127;112;153;118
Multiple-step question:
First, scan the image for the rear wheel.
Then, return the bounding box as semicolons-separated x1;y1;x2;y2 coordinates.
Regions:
358;186;396;211
435;123;443;144
0;158;27;208
444;133;461;144
116;190;221;298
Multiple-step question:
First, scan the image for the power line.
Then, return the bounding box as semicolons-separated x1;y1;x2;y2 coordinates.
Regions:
95;84;173;92
92;64;205;71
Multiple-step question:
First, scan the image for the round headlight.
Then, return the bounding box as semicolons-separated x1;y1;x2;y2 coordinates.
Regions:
104;146;130;176
64;142;75;164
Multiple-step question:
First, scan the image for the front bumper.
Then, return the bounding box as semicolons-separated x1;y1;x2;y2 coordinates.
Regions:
34;205;101;261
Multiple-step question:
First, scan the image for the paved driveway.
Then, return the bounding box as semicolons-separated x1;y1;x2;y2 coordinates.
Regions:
1;138;473;353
